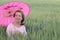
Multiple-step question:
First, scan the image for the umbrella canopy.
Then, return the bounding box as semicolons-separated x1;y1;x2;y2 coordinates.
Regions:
0;1;30;27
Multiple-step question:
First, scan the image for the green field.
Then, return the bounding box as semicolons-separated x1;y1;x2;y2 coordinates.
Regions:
0;0;60;40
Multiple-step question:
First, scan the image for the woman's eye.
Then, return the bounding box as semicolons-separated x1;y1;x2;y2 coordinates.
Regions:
19;15;21;17
15;15;21;17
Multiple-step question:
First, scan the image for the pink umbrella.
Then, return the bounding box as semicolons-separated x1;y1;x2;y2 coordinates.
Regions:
0;1;30;27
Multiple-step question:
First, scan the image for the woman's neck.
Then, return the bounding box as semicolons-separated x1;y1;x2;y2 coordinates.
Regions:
12;21;21;27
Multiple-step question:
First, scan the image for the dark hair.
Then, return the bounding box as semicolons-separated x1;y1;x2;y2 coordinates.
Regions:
13;10;24;25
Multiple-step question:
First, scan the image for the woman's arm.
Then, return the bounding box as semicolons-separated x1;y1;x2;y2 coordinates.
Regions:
6;25;12;37
23;25;27;36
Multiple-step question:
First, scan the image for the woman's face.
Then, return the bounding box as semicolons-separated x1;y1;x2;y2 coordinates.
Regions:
14;12;22;22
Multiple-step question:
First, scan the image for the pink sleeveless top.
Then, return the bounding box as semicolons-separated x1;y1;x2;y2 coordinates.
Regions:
6;23;27;37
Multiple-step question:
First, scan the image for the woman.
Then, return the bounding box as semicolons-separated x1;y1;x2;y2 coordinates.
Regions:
6;10;27;40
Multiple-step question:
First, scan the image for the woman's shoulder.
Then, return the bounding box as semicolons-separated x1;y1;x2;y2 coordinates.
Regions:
7;23;13;28
20;25;25;28
21;25;25;27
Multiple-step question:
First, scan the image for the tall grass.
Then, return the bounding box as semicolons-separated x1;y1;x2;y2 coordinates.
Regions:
0;0;60;40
